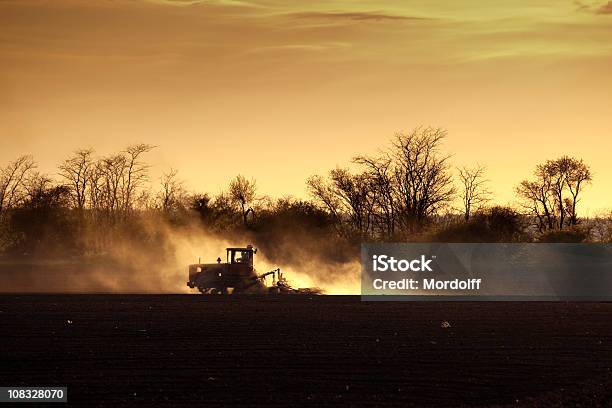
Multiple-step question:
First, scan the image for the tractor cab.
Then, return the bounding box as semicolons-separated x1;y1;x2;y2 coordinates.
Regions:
226;245;256;266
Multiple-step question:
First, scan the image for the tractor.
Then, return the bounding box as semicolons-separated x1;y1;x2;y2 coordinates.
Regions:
187;244;319;295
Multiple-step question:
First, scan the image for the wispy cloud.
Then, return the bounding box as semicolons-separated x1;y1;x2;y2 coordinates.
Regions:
151;0;263;8
574;1;590;11
596;1;612;14
247;43;349;54
288;11;426;22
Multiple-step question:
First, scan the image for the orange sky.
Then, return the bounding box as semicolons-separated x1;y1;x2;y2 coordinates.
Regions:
1;0;611;214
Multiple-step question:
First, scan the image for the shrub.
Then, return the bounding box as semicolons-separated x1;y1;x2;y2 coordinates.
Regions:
539;227;589;243
432;206;526;243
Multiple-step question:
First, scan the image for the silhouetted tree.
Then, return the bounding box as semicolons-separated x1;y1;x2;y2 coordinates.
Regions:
562;157;592;225
58;149;93;211
353;155;396;239
9;173;73;256
592;212;612;243
307;169;376;240
457;164;490;222
0;155;36;220
229;175;257;226
80;144;155;220
391;127;455;231
122;144;155;213
310;127;456;238
517;156;591;231
157;168;186;215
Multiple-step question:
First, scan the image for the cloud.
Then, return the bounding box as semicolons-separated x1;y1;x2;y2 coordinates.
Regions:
250;44;327;54
152;0;264;8
597;1;612;13
574;1;590;11
289;11;425;22
248;43;348;54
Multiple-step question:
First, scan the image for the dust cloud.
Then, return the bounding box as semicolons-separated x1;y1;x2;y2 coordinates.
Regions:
167;223;361;295
0;217;361;294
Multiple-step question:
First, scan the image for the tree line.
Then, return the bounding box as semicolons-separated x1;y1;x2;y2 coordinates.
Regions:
1;127;611;259
307;127;604;242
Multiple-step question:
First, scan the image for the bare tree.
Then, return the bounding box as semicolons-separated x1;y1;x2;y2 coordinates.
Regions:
517;156;591;231
122;144;155;212
562;157;591;226
353;154;397;239
23;171;53;202
592;212;612;243
58;149;94;211
81;144;155;219
229;175;257;226
99;154;127;215
544;159;568;229
392;127;455;230
87;161;105;215
157;168;186;214
517;179;553;232
309;127;455;237
0;155;37;219
457;164;490;221
329;168;376;239
308;169;377;239
307;174;344;232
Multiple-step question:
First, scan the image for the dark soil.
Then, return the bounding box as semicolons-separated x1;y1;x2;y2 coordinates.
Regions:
2;295;612;407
